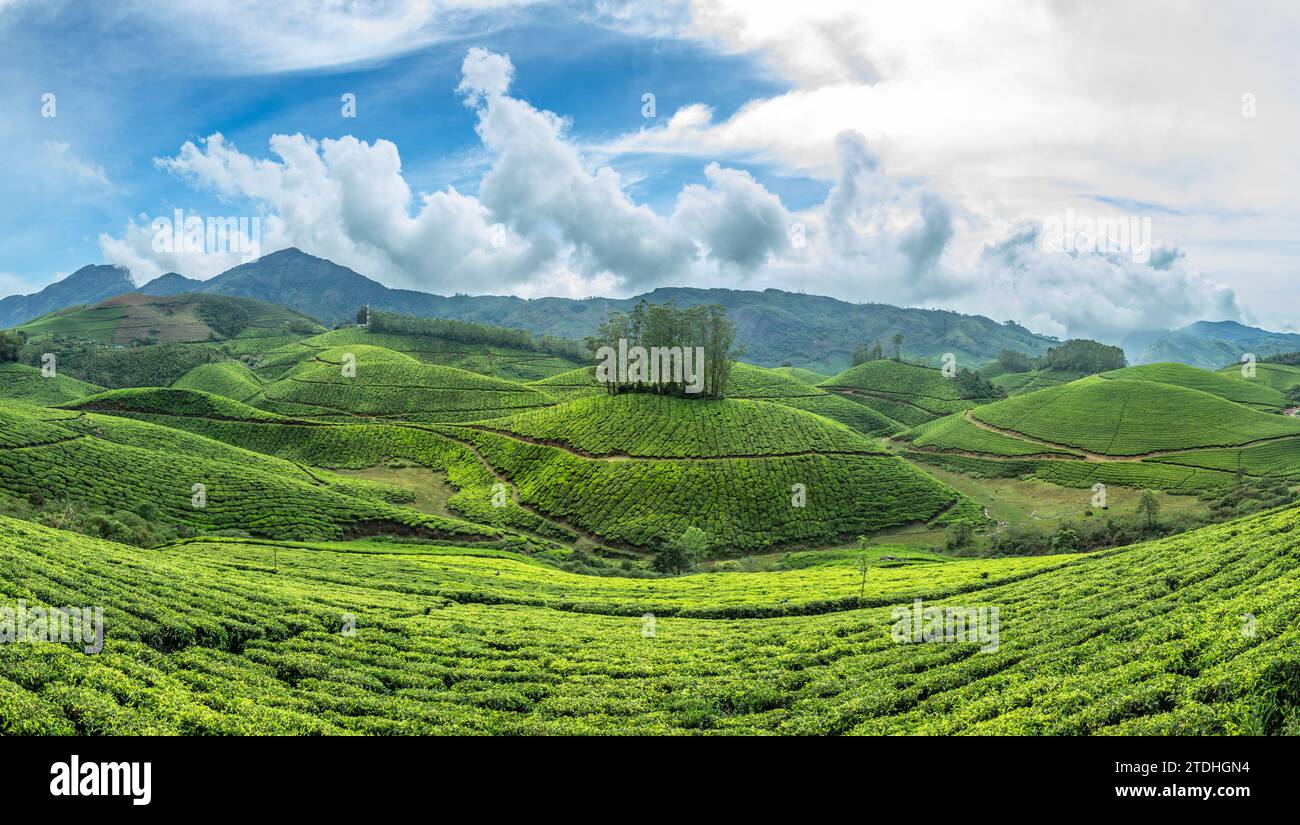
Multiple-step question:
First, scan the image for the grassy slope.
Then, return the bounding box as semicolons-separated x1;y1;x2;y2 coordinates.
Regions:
1216;362;1300;395
0;503;1296;734
1103;362;1287;409
173;361;265;403
441;393;981;551
972;376;1300;455
0;363;103;404
256;345;556;422
0;400;507;543
818;359;988;425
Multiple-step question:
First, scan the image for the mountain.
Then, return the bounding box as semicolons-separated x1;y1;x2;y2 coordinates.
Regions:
6;248;1059;371
153;249;1059;372
1124;320;1300;370
138;272;205;295
0;264;133;328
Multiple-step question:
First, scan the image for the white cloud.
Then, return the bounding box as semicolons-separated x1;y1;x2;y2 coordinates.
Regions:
119;0;543;74
98;45;1249;342
42;141;109;187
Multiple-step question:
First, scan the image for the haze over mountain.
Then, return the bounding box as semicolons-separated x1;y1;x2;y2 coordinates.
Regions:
0;264;134;328
4;249;1060;372
1123;320;1300;370
9;248;1294;373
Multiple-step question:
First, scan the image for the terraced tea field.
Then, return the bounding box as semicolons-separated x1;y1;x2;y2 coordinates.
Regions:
0;363;103;404
256;346;557;422
900;369;1300;494
1;500;1296;734
819;360;988;426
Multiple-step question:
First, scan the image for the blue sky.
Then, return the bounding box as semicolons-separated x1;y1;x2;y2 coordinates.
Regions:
1;1;1297;343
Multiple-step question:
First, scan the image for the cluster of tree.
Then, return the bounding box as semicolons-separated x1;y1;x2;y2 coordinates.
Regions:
652;526;711;574
996;349;1035;373
194;298;252;339
992;340;1126;375
585;301;742;400
0;330;26;362
1259;350;1300;369
22;338;220;388
1037;339;1127;372
851;334;905;366
364;308;586;360
953;368;1007;400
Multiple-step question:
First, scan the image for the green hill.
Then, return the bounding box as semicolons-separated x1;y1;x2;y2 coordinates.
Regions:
0;400;506;543
819;359;989;426
1104;363;1287;409
1216;362;1300;395
283;326;583;382
256;345;556;422
0;499;1296;733
972;376;1300;456
771;366;830;384
0;362;103;404
15;292;323;345
901;375;1300;494
439;393;980;551
172;361;265;403
989;369;1089;396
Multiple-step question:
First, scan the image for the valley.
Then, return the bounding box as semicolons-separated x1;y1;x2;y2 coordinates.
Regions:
1;283;1298;737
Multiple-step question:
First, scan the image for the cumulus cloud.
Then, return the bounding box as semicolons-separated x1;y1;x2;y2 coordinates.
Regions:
672;163;789;272
967;222;1245;342
98;46;1247;341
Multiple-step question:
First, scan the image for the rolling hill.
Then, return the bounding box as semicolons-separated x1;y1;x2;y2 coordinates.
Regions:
437;393;981;552
255;345;557;422
900;371;1300;493
14;292;324;345
818;359;993;426
0;362;103;404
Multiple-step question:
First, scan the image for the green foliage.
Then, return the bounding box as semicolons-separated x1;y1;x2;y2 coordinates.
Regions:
194;297;252;338
997;349;1034;373
584;300;742;399
23;340;222;389
0;498;1297;733
1037;339;1127;373
368;308;586;361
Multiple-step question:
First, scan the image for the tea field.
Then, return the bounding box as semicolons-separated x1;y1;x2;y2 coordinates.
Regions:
0;501;1296;734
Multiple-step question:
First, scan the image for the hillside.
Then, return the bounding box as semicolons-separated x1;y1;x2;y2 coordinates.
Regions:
438;393;980;551
256;345;557;422
172;361;265;403
819;359;992;426
0;362;103;404
1103;362;1287;409
14;292;324;345
24;248;1060;372
1125;320;1300;370
0;400;510;543
1217;362;1300;395
528;363;902;435
0;500;1296;733
900;373;1300;494
0;264;134;328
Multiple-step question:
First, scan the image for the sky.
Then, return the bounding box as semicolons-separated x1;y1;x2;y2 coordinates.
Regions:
1;0;1297;343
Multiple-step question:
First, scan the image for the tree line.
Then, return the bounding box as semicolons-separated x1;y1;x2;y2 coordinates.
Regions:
361;308;586;360
997;339;1127;374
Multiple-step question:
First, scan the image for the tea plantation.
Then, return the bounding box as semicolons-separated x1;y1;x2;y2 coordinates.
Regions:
0;502;1296;734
